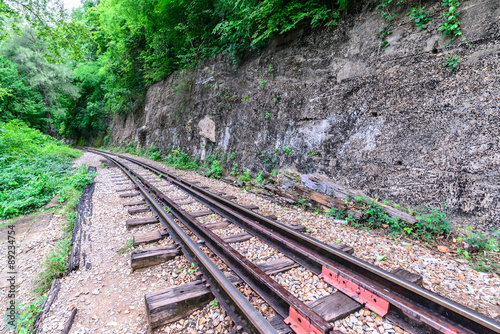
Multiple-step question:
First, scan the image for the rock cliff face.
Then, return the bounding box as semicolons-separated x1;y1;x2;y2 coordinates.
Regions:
110;0;500;230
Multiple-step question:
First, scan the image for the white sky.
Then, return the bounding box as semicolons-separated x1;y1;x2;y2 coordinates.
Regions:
63;0;82;10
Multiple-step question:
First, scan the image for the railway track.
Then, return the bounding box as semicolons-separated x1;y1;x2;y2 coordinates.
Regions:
86;148;500;334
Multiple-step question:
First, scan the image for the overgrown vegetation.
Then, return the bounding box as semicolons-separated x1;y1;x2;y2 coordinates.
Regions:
1;120;96;332
325;194;499;274
0;120;82;219
444;54;460;71
33;165;96;294
327;196;451;240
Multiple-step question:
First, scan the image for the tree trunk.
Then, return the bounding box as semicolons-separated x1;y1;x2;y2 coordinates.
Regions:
41;83;53;136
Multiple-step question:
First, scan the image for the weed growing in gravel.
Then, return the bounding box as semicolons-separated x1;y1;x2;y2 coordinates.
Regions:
2;296;44;333
163;150;200;170
327;197;451;240
465;231;499;252
326;208;348;219
209;160;224;179
237;170;251;183
254;171;266;187
119;236;134;254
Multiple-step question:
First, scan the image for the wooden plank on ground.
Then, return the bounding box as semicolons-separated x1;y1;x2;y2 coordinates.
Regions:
221;232;252;243
119;192;140;198
190;210;213;218
331;242;354;255
134;230;162;246
203;221;230;231
128;207;151;215
302;174;418;224
116;188;136;192
123;200;146;207
257;257;298;275
222;195;237;200
172;196;189;201
145;257;297;329
391;268;423;286
243;204;259;210
126;217;159;229
175;200;194;205
265;214;278;220
131;245;181;270
307;292;362;322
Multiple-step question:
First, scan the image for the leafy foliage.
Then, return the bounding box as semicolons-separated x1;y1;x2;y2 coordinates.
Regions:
328;196;451;240
444;54;460;71
407;7;432;30
465;231;499;252
438;0;464;46
163;150;200;170
0;120;82;219
209;160;224;178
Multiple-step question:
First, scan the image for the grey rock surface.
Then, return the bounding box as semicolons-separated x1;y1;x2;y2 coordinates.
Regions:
110;0;500;231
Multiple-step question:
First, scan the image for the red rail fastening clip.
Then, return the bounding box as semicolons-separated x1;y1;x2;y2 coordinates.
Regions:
319;266;390;316
284;306;324;334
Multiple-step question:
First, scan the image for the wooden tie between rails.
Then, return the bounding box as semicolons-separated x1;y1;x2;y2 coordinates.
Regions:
126;217;159;229
128;207;151;215
131;233;253;270
133;229;169;246
123;201;146;206
132;221;230;246
144;257;299;328
116;188;136;192
119;192;140;198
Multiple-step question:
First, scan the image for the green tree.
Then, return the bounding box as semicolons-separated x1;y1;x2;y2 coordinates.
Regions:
0;25;79;134
0;54;47;130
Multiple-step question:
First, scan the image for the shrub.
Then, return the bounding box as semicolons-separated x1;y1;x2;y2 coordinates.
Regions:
209;160;224;179
163;150;199;170
0;120;82;219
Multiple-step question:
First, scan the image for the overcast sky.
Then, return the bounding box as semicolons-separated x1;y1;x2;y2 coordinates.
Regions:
63;0;82;10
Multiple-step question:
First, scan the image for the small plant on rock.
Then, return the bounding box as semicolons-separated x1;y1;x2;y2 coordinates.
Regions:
444;54;460;71
407;7;432;30
283;146;292;156
438;0;465;46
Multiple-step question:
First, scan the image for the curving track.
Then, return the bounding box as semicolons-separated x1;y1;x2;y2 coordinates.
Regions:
86;148;500;334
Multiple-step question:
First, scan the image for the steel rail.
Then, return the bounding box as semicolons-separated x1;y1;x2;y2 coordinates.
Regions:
93;151;278;334
135;168;336;334
89;149;500;334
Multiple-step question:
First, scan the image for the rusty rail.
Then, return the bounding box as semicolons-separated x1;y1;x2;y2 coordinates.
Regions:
94;151;278;334
88;148;500;334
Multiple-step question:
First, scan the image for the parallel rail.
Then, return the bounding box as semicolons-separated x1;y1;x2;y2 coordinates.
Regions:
94;151;278;334
88;148;500;334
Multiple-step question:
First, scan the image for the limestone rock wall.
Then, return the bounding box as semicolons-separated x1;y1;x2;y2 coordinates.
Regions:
110;0;500;230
